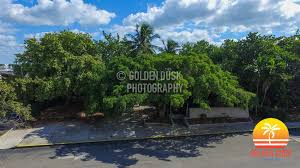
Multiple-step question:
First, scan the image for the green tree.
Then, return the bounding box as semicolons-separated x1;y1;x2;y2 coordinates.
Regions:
96;31;130;62
104;52;254;116
102;55;148;114
212;33;298;116
237;34;296;114
177;51;255;110
159;39;180;54
211;39;239;72
0;80;32;120
14;31;106;115
125;23;160;55
277;32;300;109
181;40;218;56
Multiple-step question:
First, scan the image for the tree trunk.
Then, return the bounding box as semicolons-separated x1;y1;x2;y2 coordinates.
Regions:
261;86;269;107
159;104;166;118
261;80;271;107
255;79;260;116
65;95;72;105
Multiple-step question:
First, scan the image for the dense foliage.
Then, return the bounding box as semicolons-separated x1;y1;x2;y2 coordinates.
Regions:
0;80;31;120
1;23;299;120
207;33;300;116
13;31;106;115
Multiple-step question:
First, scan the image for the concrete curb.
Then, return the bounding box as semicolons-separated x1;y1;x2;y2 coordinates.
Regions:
187;121;253;128
15;129;254;149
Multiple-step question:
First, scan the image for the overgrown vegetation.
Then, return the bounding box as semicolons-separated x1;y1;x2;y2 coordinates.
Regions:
1;23;299;121
0;80;31;121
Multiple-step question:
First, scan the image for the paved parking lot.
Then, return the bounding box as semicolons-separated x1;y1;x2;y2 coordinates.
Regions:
1;133;300;168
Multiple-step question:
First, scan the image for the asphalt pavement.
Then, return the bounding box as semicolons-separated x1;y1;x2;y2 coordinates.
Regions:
1;133;300;168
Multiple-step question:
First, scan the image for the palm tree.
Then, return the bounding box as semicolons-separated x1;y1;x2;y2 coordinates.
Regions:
159;39;180;54
125;23;160;55
261;123;280;144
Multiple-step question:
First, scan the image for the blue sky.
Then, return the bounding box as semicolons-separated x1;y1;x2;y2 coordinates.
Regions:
1;0;300;63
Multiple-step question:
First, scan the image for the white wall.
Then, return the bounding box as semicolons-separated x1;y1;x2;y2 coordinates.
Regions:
189;107;249;119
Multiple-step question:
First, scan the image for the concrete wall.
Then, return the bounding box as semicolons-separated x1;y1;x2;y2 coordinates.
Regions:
188;107;249;119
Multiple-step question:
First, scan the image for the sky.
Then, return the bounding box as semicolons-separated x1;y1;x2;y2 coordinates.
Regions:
1;0;300;64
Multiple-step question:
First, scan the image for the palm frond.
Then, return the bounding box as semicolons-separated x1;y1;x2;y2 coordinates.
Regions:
272;128;280;131
263;129;270;135
271;124;278;129
261;126;270;130
264;123;272;128
150;34;160;41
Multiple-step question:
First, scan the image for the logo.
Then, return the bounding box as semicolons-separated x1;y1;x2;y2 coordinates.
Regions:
249;118;292;159
116;71;183;93
253;118;289;148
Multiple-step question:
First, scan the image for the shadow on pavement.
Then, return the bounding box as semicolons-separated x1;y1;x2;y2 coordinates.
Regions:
49;133;246;168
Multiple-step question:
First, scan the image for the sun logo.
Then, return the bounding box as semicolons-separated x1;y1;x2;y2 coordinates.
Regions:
253;118;289;148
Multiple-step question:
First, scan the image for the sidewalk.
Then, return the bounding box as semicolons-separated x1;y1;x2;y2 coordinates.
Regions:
0;129;32;149
1;121;300;149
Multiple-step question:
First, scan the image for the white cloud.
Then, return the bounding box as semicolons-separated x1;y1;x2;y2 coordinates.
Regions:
210;0;300;33
109;25;136;37
106;23;215;47
0;21;22;63
122;0;300;40
157;28;212;43
24;29;89;39
0;0;116;26
123;0;235;27
0;21;15;34
70;29;86;34
0;34;20;47
280;0;300;18
0;34;23;64
24;31;50;39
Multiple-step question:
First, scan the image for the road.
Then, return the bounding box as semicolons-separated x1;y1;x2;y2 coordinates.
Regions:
0;133;300;168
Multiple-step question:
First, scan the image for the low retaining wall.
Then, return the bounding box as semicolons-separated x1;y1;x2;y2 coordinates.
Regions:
189;107;249;119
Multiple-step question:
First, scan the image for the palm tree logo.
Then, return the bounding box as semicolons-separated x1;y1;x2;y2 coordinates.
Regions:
253;118;289;148
261;123;281;144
